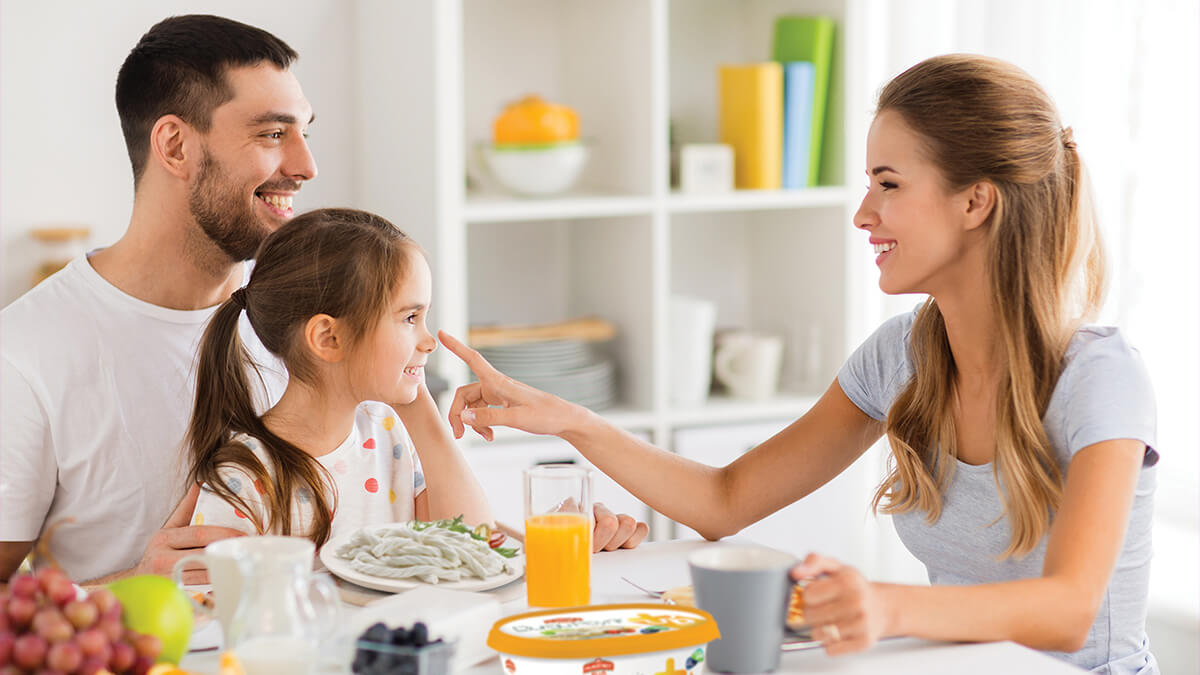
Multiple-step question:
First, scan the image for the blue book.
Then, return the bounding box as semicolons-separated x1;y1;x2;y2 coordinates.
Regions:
782;61;815;189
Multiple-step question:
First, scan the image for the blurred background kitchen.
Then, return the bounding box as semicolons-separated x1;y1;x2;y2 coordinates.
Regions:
2;1;1196;671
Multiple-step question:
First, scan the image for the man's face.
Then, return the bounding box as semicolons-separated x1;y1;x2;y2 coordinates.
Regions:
188;64;317;261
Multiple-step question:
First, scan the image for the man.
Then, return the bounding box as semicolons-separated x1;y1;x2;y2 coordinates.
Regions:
0;15;645;583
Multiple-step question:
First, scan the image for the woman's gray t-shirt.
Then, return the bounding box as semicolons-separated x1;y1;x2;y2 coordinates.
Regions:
838;308;1158;675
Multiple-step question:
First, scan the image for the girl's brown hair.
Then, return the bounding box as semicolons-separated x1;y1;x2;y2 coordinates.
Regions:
186;207;416;547
870;55;1106;557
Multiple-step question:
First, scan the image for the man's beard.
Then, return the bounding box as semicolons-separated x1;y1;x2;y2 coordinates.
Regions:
188;149;272;262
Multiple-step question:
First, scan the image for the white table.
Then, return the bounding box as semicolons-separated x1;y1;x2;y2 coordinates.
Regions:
182;539;1084;674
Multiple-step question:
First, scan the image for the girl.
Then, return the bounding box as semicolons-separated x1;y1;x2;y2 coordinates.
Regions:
439;55;1158;674
185;207;492;546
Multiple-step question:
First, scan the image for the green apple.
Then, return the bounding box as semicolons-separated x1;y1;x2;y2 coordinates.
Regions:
107;575;194;664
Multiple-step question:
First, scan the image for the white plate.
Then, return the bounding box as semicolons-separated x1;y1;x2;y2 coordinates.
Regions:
318;530;524;594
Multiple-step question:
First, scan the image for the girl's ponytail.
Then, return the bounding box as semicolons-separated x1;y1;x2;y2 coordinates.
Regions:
186;296;276;537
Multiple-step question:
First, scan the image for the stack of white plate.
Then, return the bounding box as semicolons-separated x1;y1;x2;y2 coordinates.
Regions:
478;339;615;410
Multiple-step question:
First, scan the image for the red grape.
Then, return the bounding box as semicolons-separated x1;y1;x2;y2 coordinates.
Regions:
63;600;98;630
101;601;123;624
77;656;108;675
32;607;74;643
108;640;136;672
75;628;106;657
45;579;75;608
0;631;13;665
9;575;39;599
12;633;47;670
99;617;123;642
132;654;155;675
36;568;68;592
45;641;82;673
131;632;162;661
87;588;117;616
7;595;38;628
0;667;21;675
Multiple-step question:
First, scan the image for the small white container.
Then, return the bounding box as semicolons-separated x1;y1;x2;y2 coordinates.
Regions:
679;144;734;194
487;603;719;674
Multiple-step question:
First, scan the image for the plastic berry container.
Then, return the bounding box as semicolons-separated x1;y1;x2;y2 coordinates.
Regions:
352;638;456;675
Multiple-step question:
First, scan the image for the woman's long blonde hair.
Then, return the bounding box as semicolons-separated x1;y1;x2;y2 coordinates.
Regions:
871;55;1106;557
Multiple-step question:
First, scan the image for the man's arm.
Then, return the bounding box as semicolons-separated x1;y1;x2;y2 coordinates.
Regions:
0;357;57;578
0;541;33;580
83;483;246;586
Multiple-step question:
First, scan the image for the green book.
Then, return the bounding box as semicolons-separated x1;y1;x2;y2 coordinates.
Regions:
772;16;836;186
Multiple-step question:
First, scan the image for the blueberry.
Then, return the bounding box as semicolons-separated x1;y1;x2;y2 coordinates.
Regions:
363;621;390;644
391;626;411;646
411;622;429;647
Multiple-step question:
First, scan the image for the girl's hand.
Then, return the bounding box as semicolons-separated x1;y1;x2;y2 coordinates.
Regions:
438;331;590;440
791;553;890;656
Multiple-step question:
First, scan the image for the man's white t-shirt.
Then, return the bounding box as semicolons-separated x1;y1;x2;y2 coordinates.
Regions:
190;401;426;544
0;256;285;581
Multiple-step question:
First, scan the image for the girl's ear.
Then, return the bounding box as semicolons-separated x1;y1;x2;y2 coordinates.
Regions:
963;180;997;231
304;314;345;363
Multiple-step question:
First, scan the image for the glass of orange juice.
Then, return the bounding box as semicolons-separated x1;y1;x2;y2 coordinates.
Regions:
523;464;591;607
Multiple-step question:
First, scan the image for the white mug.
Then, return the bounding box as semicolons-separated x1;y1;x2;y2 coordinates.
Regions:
669;295;717;406
714;332;784;400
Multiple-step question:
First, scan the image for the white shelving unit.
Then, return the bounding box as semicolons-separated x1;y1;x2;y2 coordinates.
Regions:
354;0;882;544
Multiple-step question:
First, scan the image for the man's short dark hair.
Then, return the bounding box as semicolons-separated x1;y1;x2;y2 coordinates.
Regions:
115;15;297;185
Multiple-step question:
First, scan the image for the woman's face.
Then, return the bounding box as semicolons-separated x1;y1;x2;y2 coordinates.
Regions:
853;111;982;296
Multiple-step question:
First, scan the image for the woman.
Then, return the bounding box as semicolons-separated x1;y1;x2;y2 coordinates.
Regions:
440;55;1157;674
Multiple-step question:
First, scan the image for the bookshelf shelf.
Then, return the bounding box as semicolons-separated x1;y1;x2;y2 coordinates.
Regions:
464;190;655;224
667;186;852;214
355;0;881;544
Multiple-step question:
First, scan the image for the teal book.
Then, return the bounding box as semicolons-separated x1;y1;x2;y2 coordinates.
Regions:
782;62;815;189
772;16;835;186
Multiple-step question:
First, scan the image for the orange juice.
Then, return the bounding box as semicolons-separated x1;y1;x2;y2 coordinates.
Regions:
524;512;591;607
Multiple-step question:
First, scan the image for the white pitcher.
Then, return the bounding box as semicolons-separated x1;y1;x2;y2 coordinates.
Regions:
224;536;341;675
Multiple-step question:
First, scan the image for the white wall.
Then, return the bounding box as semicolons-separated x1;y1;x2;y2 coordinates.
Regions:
0;0;359;306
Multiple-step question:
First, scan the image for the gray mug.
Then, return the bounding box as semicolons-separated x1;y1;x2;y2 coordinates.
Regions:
688;545;798;673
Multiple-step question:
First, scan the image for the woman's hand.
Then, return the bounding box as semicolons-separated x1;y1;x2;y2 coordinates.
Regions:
792;553;891;656
439;331;590;440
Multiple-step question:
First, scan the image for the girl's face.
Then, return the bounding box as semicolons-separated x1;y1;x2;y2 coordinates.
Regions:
853;111;982;296
350;249;437;405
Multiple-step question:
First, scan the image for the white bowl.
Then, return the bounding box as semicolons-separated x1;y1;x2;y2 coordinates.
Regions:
480;142;589;196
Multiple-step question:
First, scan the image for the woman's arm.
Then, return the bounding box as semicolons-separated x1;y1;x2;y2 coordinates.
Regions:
798;438;1147;655
394;384;493;527
440;331;885;540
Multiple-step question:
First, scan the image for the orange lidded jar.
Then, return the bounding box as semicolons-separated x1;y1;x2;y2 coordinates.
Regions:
487;603;719;674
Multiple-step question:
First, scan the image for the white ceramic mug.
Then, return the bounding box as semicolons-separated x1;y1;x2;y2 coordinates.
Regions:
670;295;717;406
714;332;784;400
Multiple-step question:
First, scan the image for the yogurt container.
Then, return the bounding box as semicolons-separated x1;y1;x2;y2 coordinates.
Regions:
487;603;720;674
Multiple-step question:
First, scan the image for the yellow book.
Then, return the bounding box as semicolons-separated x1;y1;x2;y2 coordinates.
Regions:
719;63;783;189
